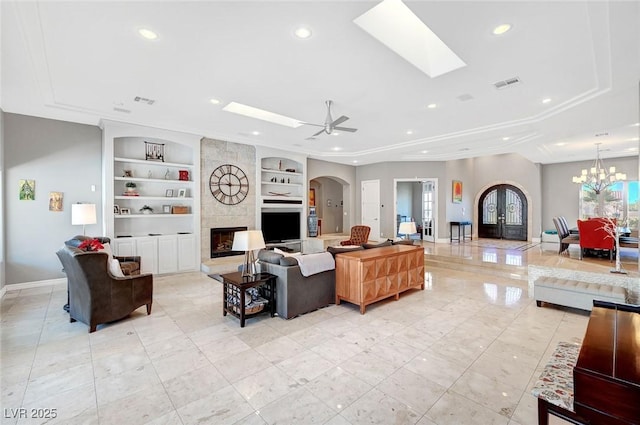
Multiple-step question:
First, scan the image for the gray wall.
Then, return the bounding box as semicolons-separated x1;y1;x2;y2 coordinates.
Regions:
1;110;5;288
4;113;102;284
307;159;356;233
2;112;637;285
542;155;639;232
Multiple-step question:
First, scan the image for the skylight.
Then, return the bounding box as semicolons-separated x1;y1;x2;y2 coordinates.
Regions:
353;0;466;78
223;102;303;128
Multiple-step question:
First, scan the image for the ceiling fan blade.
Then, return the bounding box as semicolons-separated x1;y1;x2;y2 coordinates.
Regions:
300;122;325;128
311;128;326;137
331;115;349;126
334;126;358;133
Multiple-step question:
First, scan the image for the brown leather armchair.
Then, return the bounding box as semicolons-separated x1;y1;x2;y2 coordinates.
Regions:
56;244;153;332
340;225;371;246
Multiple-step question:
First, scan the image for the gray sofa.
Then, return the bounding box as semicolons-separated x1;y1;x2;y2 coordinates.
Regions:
257;250;335;319
257;239;415;319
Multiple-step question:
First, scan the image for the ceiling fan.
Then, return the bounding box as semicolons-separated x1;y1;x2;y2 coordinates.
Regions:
303;100;358;137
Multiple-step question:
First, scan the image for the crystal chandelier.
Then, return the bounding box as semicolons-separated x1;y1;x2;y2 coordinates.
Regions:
572;143;626;194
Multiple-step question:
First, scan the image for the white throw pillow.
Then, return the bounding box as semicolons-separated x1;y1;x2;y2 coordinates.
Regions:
273;247;301;257
99;242;113;258
109;258;125;277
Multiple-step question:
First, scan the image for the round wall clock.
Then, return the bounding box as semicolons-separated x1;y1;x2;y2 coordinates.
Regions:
209;164;249;205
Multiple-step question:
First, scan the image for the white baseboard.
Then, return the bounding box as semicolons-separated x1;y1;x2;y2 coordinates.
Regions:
1;278;67;295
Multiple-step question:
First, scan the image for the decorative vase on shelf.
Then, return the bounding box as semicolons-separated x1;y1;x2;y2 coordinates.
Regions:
308;207;318;237
165;169;171;180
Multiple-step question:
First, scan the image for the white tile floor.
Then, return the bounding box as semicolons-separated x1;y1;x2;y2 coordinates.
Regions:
2;242;617;425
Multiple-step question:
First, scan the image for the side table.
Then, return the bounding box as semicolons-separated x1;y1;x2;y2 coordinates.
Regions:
450;221;472;242
220;271;276;327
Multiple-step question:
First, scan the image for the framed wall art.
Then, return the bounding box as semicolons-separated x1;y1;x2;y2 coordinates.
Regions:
19;179;35;200
49;192;63;211
452;180;463;203
145;141;165;162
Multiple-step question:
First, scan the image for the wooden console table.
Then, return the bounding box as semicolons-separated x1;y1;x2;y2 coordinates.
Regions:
573;301;640;424
335;245;424;314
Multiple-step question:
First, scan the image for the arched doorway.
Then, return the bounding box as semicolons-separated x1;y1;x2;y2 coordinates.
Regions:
478;184;527;240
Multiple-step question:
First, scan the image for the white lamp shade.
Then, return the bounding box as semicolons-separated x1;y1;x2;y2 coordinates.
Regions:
71;204;97;225
232;230;266;251
398;221;417;235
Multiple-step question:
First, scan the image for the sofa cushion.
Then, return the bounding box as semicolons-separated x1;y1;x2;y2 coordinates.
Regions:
363;240;392;249
258;249;284;264
279;257;299;266
327;245;364;257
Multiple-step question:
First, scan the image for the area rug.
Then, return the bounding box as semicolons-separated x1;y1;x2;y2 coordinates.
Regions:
472;240;541;251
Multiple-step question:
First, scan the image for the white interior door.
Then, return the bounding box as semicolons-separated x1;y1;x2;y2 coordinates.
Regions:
361;180;380;241
422;180;437;242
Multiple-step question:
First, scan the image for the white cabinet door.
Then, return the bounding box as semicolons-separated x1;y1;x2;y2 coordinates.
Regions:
158;236;178;274
113;238;136;257
136;237;158;275
177;234;197;271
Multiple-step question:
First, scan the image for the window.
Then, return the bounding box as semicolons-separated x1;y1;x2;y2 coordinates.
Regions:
579;181;638;230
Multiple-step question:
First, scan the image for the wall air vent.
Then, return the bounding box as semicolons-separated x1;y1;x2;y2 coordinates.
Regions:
493;77;521;89
113;107;131;113
134;96;155;105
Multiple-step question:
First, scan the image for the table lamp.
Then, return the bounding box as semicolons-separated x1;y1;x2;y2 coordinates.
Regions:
398;221;417;240
232;230;266;277
71;203;97;236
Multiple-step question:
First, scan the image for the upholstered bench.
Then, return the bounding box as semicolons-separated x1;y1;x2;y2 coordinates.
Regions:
531;342;583;425
534;276;626;311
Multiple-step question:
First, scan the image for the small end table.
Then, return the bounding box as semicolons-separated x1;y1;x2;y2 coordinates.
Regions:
450;221;472;243
220;271;276;327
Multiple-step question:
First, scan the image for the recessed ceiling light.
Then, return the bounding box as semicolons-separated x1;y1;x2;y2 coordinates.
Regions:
138;28;158;40
406;130;413;135
420;150;428;154
331;147;342;151
352;160;359;164
293;26;312;39
627;146;639;151
209;98;221;105
542;98;552;104
556;142;567;146
426;103;437;109
502;136;510;141
632;122;640;127
222;102;303;128
331;132;340;136
492;24;512;35
251;131;260;136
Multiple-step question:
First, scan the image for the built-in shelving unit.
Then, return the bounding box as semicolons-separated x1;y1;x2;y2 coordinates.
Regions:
256;148;308;244
102;120;201;274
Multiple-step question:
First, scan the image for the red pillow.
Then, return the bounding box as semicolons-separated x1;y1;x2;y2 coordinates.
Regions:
77;239;104;252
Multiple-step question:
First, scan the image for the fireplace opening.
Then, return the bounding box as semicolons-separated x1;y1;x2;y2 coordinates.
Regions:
210;227;247;258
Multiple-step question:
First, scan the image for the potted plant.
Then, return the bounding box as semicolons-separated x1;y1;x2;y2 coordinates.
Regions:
125;181;136;193
139;205;153;214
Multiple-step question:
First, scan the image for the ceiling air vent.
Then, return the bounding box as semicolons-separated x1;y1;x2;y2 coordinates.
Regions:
113;107;131;114
134;96;155;105
493;76;521;89
457;93;474;102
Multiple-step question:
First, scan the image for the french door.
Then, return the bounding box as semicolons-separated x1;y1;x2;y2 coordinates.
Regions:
478;184;527;240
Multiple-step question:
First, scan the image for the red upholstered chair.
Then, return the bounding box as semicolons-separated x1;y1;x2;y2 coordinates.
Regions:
577;218;615;260
340;225;371;246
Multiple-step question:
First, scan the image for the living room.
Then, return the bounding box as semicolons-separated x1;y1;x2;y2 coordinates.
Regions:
2;1;640;424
